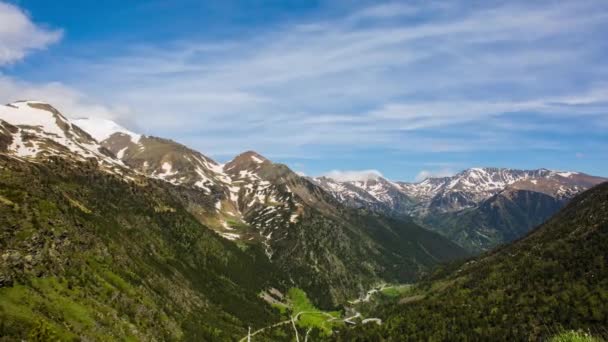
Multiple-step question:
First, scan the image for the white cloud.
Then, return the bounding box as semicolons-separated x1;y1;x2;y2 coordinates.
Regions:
415;168;455;182
0;75;134;128
47;0;607;158
323;169;383;182
2;0;608;162
0;1;62;65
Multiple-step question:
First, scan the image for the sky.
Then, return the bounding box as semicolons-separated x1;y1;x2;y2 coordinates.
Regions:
0;0;607;182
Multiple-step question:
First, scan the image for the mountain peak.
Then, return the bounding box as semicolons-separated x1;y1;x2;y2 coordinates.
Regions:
0;100;128;171
73;117;141;143
224;150;268;172
236;150;267;163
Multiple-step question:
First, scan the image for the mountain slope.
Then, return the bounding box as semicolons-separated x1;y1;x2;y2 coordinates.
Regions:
0;155;286;341
398;167;606;214
314;175;415;217
318;167;606;252
0;101;127;175
422;189;567;252
336;181;608;341
94;127;468;307
1;102;467;311
223;154;467;307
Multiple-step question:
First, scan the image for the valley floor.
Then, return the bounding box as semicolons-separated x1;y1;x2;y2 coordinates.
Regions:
241;284;392;341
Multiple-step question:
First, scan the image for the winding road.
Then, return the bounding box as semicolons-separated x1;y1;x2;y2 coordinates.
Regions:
239;285;386;341
239;311;340;342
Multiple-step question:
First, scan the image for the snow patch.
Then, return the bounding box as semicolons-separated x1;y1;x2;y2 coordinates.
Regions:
219;232;240;241
73;117;141;143
116;147;128;159
251;155;264;163
556;171;578;178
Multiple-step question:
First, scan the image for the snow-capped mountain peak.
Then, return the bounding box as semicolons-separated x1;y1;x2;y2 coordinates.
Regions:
73;117;141;143
317;167;606;216
224;151;268;171
0;101;126;171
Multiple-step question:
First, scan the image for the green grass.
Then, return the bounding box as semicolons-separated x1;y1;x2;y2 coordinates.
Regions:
62;192;92;214
271;302;289;315
550;331;603;342
286;288;342;335
226;217;249;230
0;278;98;340
0;156;283;341
380;284;413;298
0;194;15;206
102;270;136;296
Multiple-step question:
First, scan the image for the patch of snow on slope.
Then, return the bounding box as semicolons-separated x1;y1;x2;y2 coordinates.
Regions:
159;162;176;175
116;147;128;159
229;186;240;203
251;155;264;163
193;180;210;192
221;220;234;230
73;117;141;143
219;232;240;241
1;102;64;136
290;213;299;223
8;130;38;157
556;171;578;178
0;102;126;167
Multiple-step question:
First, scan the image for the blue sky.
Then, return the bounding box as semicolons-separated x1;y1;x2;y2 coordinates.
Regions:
0;0;607;181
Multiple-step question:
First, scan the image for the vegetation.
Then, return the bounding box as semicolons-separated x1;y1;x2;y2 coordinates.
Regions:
286;288;342;335
1;138;606;341
335;182;608;341
423;189;565;252
251;164;468;309
550;330;604;342
0;156;286;340
379;284;413;298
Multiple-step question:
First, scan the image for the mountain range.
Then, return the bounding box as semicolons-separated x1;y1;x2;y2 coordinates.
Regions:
0;101;464;319
337;181;608;341
315;167;606;252
0;100;606;340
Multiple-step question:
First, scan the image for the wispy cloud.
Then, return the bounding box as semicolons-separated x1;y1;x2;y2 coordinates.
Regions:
2;0;608;165
0;1;62;65
415;168;456;182
323;169;383;182
0;76;133;127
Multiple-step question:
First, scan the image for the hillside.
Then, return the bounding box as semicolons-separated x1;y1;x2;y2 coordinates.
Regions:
422;189;567;252
221;152;468;307
78;114;468;307
0;101;467;315
0;155;285;341
335;182;608;341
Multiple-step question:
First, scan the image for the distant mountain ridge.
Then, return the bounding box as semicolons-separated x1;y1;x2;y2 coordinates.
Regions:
337;181;608;341
315;167;606;252
398;167;605;213
316;167;605;215
0;101;467;308
3;101;603;256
